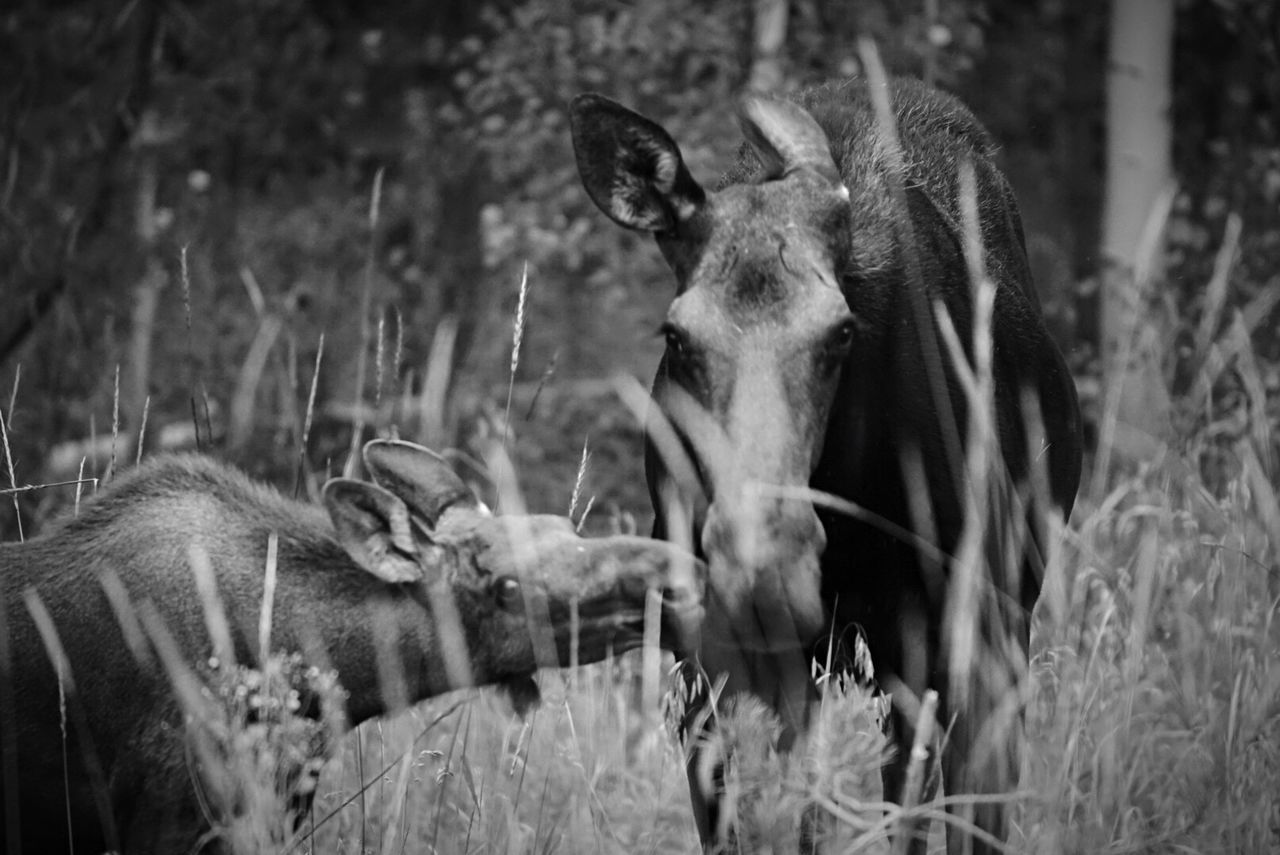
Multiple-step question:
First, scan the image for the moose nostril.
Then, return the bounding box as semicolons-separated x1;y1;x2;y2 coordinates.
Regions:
662;584;698;609
619;574;653;602
703;501;824;566
493;576;522;612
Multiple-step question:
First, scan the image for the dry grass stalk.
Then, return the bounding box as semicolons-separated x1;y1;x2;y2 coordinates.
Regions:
136;395;150;466
374;312;386;410
501;262;531;461
0;405;21;540
1191;211;1242;364
892;689;939;855
74;457;87;513
568;434;590;521
108;364;120;484
187;543;235;668
259;532;279;667
5;364;18;427
417;315;458;449
294;332;324;499
344;168;385;480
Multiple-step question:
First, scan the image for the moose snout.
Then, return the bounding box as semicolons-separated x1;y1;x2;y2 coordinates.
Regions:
584;536;706;643
702;494;827;572
701;495;827;649
592;536;705;597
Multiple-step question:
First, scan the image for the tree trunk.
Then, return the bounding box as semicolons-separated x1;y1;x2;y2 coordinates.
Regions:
0;0;161;368
124;109;168;448
748;0;788;92
1099;0;1175;455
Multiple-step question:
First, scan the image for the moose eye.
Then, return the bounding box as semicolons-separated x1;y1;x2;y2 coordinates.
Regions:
494;576;522;612
820;319;857;373
660;323;688;358
830;320;857;350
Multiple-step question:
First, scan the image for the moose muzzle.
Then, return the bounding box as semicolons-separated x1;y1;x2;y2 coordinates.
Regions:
699;487;826;652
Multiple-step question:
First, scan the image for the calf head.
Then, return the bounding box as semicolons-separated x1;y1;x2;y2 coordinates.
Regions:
571;95;856;651
324;440;704;690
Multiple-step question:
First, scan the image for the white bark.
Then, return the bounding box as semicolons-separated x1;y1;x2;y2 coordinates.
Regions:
1099;0;1176;453
748;0;788;92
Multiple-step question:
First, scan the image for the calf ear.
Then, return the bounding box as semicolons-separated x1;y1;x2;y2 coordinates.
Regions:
737;93;843;189
569;93;706;233
361;440;479;527
323;478;439;584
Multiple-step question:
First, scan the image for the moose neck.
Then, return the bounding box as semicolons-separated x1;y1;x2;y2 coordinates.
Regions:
257;537;468;729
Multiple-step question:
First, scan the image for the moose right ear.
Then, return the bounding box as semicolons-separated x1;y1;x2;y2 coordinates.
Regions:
737;92;843;189
361;440;479;527
569;93;706;233
323;478;438;584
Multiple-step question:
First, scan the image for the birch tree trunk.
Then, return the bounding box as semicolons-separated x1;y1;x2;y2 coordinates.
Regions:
124;108;169;458
1100;0;1175;453
748;0;788;92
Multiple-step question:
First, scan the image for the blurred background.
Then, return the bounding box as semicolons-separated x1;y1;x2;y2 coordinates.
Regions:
5;5;1280;851
1;0;1277;534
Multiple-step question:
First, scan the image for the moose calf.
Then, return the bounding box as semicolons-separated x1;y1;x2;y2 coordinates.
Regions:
0;440;703;853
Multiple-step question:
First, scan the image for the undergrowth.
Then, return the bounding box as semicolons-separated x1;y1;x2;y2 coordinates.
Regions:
190;437;1279;854
3;192;1278;855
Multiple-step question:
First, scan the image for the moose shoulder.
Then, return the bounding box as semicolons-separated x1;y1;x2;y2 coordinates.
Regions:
570;77;1082;854
0;440;703;854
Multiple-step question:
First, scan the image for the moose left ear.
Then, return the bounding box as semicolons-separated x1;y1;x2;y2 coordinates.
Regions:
362;440;479;527
323;478;437;584
737;93;843;189
569;93;706;233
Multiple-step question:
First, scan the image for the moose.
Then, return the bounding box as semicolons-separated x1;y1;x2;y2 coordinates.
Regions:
571;76;1082;853
0;439;704;854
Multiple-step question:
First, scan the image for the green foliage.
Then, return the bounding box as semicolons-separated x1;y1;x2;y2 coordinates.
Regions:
1168;0;1280;368
452;0;748;382
193;653;349;852
1021;457;1280;852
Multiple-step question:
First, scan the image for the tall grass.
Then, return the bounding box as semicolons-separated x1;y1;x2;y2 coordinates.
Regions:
8;269;1279;855
1019;457;1280;851
5;147;1279;855
268;306;1275;855
5;295;1277;853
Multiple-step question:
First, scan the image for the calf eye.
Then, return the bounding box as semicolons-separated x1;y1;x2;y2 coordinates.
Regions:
661;323;687;359
494;576;522;611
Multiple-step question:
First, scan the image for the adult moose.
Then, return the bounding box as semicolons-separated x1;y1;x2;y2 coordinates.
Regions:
570;77;1082;853
0;440;703;854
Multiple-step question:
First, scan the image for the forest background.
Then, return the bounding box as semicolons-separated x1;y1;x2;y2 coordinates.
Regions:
3;0;1276;531
4;1;1280;852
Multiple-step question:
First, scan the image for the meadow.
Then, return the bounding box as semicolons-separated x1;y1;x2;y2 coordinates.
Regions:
290;381;1280;854
5;235;1280;855
98;320;1273;854
4;80;1277;855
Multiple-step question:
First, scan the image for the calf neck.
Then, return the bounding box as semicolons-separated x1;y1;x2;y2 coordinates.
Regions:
0;440;702;853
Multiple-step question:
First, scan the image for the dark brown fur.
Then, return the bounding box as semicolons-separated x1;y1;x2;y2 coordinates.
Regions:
571;78;1082;854
0;442;702;853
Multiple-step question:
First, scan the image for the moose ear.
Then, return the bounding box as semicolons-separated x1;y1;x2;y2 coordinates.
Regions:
323;478;437;584
569;93;706;233
737;93;843;189
361;440;479;527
